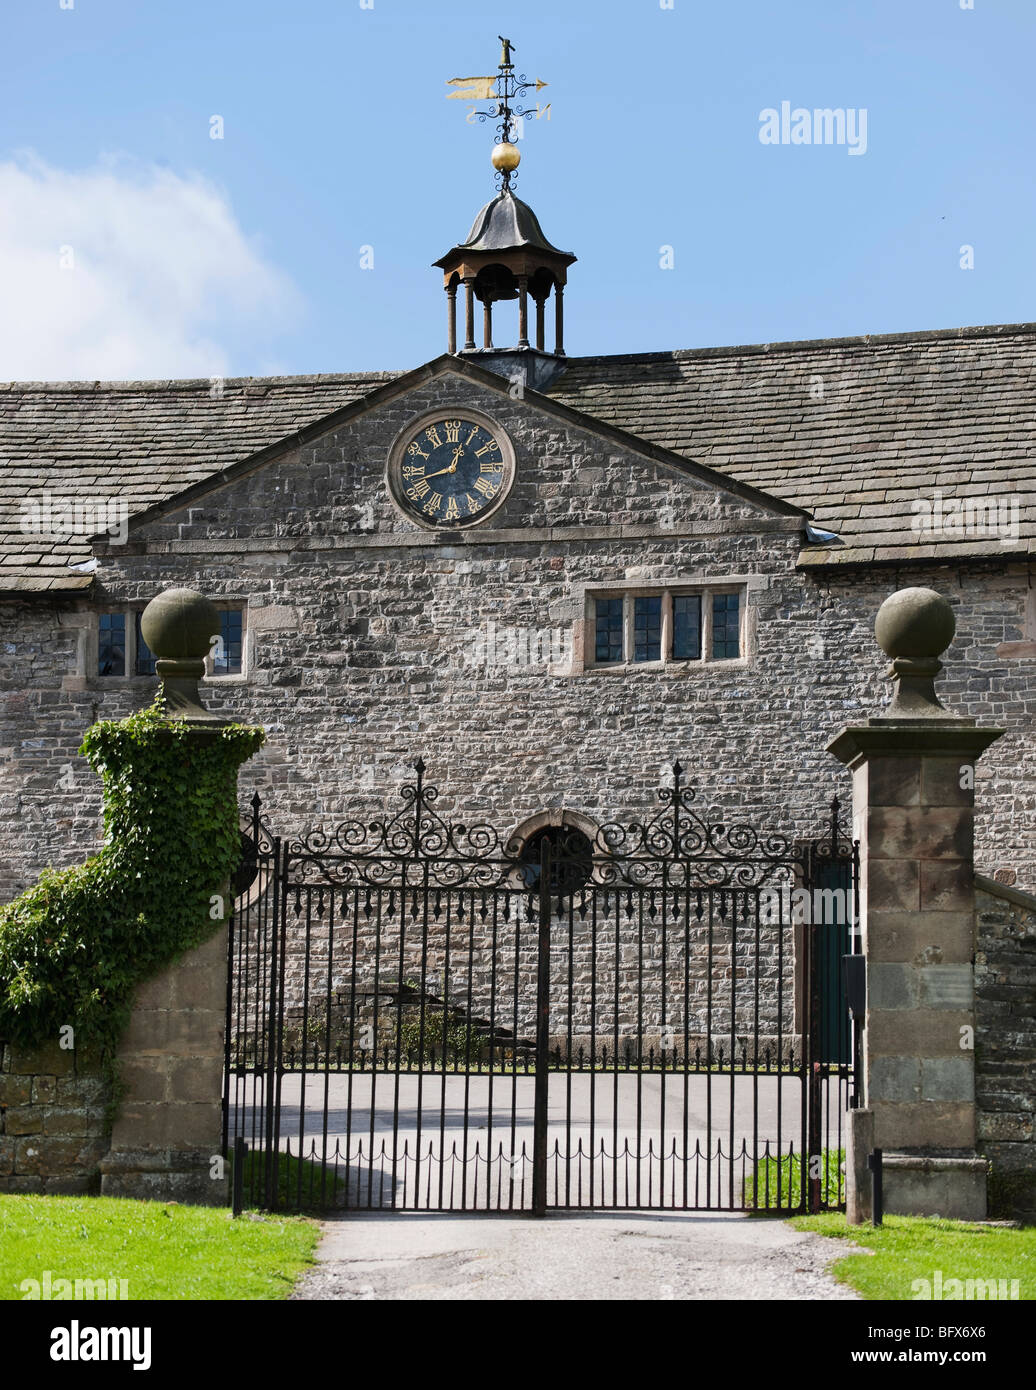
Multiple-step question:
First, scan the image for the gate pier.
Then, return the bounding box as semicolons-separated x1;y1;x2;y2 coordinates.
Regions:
829;587;1003;1222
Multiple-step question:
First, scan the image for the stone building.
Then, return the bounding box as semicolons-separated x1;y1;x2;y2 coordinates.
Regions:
1;139;1034;1214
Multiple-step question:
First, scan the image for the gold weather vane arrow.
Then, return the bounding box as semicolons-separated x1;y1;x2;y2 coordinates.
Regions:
444;39;552;190
446;77;498;101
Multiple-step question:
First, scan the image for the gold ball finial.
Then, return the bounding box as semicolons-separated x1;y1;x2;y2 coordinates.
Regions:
491;142;521;173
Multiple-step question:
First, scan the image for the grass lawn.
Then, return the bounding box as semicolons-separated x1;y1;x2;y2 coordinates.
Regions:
0;1194;319;1301
744;1149;845;1211
792;1212;1036;1301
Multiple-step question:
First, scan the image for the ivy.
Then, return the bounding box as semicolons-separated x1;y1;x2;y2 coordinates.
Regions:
0;698;264;1063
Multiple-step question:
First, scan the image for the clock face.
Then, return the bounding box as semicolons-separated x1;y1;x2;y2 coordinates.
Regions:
387;414;515;529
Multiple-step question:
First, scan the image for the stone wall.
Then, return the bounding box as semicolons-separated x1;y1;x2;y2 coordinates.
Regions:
975;878;1036;1221
0;1039;110;1194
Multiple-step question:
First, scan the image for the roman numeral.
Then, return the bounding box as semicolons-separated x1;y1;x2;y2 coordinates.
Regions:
407;442;430;460
473;477;498;499
422;492;443;514
406;479;430;499
474;439;498;457
443;496;460;521
443;420;461;443
402;464;425;480
464;493;480;514
424;426;443;449
479;460;500;474
465;428;479;446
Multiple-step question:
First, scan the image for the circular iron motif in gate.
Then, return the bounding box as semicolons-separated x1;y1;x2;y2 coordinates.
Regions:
518;825;594;894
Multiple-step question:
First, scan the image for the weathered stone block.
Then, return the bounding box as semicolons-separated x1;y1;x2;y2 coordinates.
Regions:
870;1055;921;1103
0;1075;32;1105
920;965;974;1009
30;1075;57;1105
882;1153;987;1221
42;1106;105;1137
3;1107;43;1136
867;1009;971;1057
978;1111;1034;1143
865;910;973;964
868;806;971;862
8;1040;74;1076
921;1056;975;1102
921;757;976;809
868;962;918;1011
866;859;919;912
167;1057;223;1104
920;860;974;912
873;1101;976;1150
867;757;920;808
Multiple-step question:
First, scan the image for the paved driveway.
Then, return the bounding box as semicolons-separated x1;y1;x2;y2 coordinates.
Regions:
291;1210;860;1300
245;1070;842;1211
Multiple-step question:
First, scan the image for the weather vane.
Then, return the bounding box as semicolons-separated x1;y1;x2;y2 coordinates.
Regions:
445;37;550;190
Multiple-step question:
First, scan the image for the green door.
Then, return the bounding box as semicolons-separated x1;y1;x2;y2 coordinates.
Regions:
814;858;853;1064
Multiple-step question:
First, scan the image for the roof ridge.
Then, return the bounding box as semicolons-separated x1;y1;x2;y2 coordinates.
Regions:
558;321;1036;369
0;369;404;393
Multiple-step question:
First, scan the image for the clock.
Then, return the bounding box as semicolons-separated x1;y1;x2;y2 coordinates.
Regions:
386;410;516;529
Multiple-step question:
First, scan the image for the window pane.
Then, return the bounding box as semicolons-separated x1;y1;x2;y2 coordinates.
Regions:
633;596;661;662
98;613;126;677
134;611;157;677
672;595;701;660
712;592;741;659
214;610;243;675
594;598;624;664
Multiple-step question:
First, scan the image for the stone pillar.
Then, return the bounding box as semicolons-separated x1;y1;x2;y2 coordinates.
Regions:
829;587;1003;1222
98;586;247;1204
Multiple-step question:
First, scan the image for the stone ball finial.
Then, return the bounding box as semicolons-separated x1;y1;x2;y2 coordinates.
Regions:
140;587;220;662
874;587;956;661
140;586;223;724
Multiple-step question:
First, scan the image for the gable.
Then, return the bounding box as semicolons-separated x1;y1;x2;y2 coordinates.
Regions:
121;364;803;552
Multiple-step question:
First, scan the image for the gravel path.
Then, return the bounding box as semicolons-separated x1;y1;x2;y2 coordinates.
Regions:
291;1211;861;1300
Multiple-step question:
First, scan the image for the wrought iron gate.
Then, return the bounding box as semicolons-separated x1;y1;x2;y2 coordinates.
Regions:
224;762;857;1214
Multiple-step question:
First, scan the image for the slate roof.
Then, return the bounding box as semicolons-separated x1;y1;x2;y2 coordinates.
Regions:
0;372;395;593
1;322;1033;595
547;323;1036;569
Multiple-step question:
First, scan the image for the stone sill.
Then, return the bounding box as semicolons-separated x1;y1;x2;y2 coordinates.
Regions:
63;675;248;693
584;658;750;676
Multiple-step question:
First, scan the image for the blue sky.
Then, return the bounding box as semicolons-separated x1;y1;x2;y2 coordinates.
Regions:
1;0;1033;379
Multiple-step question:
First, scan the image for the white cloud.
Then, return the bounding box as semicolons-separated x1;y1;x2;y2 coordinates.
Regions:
0;154;301;381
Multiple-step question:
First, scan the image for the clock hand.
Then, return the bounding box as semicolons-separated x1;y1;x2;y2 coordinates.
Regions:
423;447;464;481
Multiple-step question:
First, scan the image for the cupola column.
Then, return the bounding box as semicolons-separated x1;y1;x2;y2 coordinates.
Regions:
483;298;493;349
554;282;565;356
446;281;458;354
534;292;546;351
517;274;530;349
462;277;476;351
